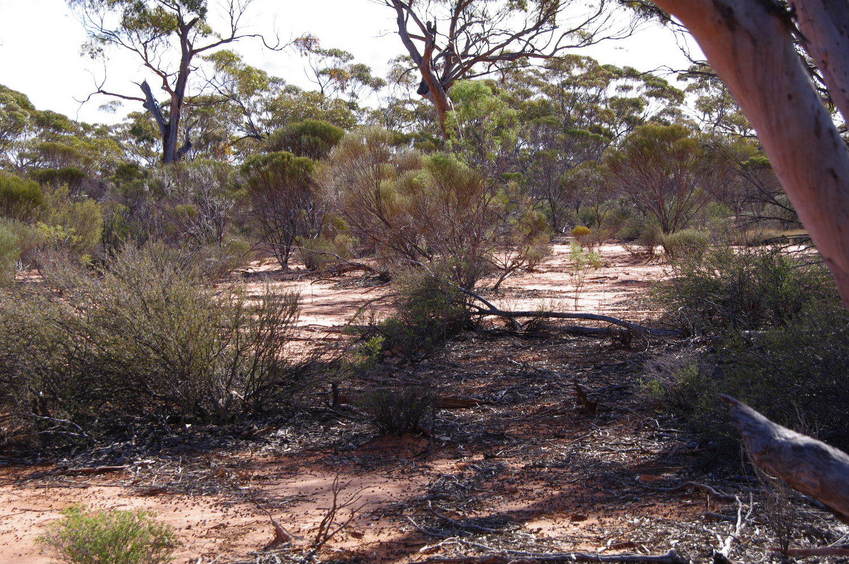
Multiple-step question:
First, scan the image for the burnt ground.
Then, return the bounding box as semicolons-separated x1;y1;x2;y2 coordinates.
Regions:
1;244;847;563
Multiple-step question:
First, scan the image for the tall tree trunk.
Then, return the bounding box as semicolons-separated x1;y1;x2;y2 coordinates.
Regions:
652;0;849;306
791;0;849;127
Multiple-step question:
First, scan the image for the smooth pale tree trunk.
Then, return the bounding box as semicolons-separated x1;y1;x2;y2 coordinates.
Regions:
792;0;849;126
652;0;849;306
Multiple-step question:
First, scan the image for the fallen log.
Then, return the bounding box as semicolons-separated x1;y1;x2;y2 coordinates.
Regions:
457;287;681;338
723;395;849;519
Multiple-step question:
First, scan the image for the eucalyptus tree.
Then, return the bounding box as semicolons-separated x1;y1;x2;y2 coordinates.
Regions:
294;36;387;107
69;0;277;163
604;123;730;235
511;57;684;231
384;0;631;133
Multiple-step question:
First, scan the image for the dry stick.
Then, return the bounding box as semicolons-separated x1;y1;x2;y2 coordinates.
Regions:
457;287;682;338
715;494;753;561
635;481;739;503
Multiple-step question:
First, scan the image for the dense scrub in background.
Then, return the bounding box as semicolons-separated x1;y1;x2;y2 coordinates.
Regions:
0;244;301;447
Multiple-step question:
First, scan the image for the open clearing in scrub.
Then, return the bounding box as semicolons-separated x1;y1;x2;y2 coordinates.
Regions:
1;243;845;564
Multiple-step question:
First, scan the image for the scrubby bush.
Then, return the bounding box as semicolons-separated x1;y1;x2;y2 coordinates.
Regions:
655;245;836;333
661;229;709;260
359;386;433;435
324;129;549;290
0;243;301;446
265;119;345;159
571;225;591;241
646;301;849;454
39;186;103;259
39;505;177;564
568;242;602;310
0;171;44;221
376;269;468;362
240;151;318;269
0;221;20;284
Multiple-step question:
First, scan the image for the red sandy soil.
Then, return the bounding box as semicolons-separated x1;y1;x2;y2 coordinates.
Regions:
0;243;841;563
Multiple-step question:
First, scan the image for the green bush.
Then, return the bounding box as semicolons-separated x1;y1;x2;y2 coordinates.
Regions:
571;225;591;239
377;270;468;362
265;119;345;160
0;171;44;221
0;243;301;445
0;222;20;284
655;245;836;333
661;229;709;260
646;301;849;454
240;151;318;269
39;505;177;564
359;386;433;435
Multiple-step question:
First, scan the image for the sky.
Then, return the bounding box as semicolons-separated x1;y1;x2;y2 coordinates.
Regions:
0;0;702;125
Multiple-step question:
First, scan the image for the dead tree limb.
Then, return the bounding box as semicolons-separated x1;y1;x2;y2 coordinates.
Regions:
458;287;681;337
723;395;849;520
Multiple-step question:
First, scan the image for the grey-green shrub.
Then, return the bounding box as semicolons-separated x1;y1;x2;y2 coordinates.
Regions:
661;229;709;260
376;269;468;362
0;171;44;221
655;245;836;333
647;301;849;454
0;221;19;284
0;243;300;445
360;386;433;435
39;505;177;564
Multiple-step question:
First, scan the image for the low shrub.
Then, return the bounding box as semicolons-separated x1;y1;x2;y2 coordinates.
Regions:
655;245;836;333
0;242;301;446
661;229;709;260
645;301;849;454
39;505;177;564
376;269;468;362
571;225;591;241
0;171;44;221
359;386;433;435
0;221;20;284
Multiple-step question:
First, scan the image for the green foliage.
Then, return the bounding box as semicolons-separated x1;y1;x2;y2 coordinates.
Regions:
567;242;602;310
661;229;709;260
604;124;726;235
655;246;837;333
326;129;545;289
0;171;44;221
265;119;345;160
0;221;20;284
571;225;591;239
647;301;849;454
240;151;317;268
0;243;301;445
40;186;104;258
30;167;87;190
377;270;468;362
39;505;177;564
359;387;433;435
